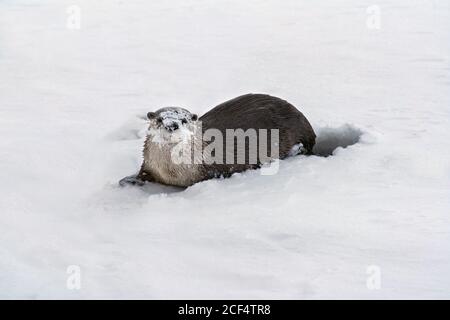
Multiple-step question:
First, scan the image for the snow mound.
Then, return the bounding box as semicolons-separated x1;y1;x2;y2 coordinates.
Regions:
106;115;148;141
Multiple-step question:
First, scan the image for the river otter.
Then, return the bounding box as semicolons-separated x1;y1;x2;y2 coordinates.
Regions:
119;94;316;187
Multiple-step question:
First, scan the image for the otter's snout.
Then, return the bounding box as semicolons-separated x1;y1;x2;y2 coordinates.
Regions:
155;116;181;132
164;121;179;132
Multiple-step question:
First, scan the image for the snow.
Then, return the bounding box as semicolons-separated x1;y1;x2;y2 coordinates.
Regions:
0;0;449;299
147;108;196;146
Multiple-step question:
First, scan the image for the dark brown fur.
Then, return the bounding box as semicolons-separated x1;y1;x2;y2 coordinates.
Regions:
197;94;316;180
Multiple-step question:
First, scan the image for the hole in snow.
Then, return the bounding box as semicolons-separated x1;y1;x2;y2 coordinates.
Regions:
312;124;363;157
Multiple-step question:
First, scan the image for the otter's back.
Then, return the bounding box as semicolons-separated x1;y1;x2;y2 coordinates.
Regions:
200;93;316;154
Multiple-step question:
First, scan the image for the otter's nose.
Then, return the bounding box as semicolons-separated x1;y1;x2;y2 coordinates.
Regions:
166;122;179;132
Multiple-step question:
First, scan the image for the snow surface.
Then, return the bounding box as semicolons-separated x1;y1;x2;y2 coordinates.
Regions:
0;0;449;299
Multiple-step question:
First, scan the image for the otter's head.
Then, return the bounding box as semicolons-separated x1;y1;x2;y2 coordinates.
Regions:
147;107;198;133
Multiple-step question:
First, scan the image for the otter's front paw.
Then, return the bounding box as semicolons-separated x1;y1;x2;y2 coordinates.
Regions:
119;175;146;187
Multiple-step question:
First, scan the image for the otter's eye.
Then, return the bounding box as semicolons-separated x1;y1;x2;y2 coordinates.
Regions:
157;118;163;123
181;119;187;124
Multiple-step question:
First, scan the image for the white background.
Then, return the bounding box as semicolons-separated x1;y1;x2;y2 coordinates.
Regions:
0;0;449;298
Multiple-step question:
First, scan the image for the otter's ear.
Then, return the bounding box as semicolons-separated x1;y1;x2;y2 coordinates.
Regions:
191;114;198;121
147;112;156;120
